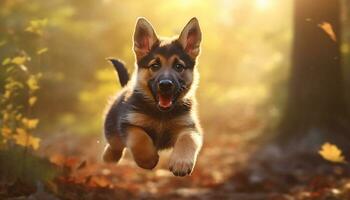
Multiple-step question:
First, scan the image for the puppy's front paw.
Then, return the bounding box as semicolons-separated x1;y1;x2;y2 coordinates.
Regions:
168;154;195;177
134;153;159;170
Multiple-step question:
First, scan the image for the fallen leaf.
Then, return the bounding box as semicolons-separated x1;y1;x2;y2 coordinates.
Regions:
64;157;80;169
77;160;87;170
319;142;346;163
90;176;110;188
49;154;66;166
318;22;337;42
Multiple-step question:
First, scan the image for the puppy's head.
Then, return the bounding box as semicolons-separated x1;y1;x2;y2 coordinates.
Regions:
133;17;202;112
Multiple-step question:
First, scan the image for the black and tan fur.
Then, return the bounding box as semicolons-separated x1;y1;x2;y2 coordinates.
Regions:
103;17;203;176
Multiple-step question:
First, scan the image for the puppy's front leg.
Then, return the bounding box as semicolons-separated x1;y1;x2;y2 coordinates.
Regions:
126;126;159;170
169;131;203;176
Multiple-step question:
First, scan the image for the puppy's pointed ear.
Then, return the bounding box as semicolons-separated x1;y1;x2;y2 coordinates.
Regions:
133;17;158;59
178;17;202;59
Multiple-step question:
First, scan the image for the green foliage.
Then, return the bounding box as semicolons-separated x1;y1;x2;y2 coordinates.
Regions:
0;0;56;183
0;146;57;183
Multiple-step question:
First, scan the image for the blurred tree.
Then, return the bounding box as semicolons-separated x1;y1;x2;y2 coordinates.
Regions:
277;0;350;151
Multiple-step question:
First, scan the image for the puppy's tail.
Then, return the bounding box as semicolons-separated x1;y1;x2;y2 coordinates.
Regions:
107;58;129;87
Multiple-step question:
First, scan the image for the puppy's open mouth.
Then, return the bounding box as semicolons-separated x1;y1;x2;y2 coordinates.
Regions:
157;93;174;110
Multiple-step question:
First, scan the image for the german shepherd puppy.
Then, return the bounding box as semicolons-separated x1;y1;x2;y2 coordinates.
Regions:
102;17;203;176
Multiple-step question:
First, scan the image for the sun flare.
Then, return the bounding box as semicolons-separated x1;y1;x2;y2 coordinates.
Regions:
256;0;270;10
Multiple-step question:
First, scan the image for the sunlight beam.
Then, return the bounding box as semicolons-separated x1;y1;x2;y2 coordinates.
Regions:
256;0;270;10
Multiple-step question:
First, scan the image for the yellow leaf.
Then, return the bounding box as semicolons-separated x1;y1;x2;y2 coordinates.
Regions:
15;114;22;120
13;128;28;147
37;48;48;55
1;127;12;138
5;78;23;90
2;58;11;66
19;65;28;72
11;56;27;65
4;90;11;99
319;143;346;163
29;96;37;106
13;128;41;150
30;18;48;27
3;112;9;121
22;118;39;129
25;19;48;36
28;136;41;150
27;75;40;91
318;22;337;42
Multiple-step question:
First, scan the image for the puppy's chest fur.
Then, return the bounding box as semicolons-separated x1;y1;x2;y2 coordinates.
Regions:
124;111;195;149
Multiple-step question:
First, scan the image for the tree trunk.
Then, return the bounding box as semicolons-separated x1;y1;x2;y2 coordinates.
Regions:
277;0;350;149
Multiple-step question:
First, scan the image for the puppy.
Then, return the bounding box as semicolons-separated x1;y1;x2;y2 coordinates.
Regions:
103;17;203;176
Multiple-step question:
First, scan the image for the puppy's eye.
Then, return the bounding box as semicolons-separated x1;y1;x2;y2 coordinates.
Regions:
150;63;161;72
174;63;185;73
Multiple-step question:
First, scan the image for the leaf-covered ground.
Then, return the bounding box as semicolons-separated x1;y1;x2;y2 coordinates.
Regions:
2;131;350;200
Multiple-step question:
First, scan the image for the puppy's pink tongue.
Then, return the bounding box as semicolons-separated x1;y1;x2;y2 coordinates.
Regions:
159;95;172;108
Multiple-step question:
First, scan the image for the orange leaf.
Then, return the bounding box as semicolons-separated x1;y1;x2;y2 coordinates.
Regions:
318;22;337;42
90;176;110;188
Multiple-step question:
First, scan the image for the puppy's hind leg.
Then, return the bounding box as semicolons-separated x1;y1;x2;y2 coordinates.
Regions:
103;134;125;163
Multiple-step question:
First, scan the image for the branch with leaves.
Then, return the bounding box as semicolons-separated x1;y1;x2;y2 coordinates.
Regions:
1;18;48;151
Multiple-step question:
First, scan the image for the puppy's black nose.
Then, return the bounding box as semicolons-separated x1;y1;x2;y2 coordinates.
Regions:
158;80;174;92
